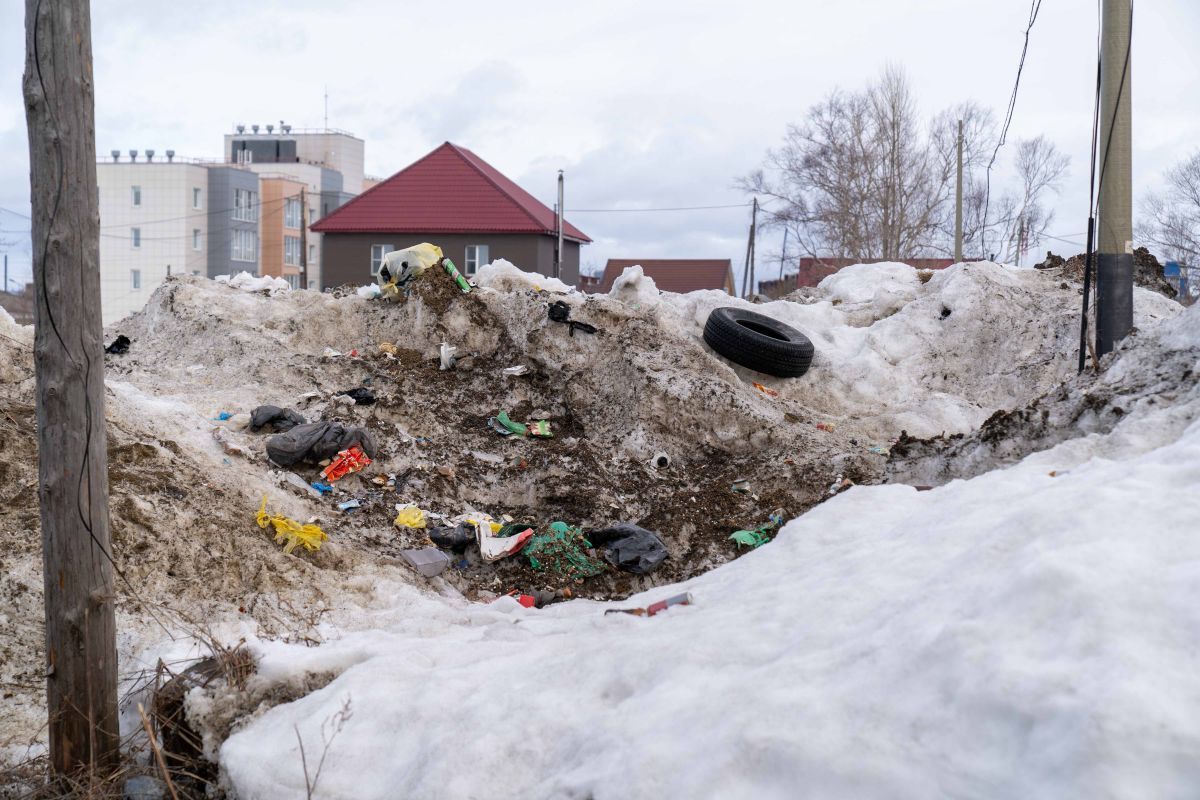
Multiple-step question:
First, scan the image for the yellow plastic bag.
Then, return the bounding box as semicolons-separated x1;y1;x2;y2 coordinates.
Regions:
256;496;328;554
394;503;427;529
378;243;443;300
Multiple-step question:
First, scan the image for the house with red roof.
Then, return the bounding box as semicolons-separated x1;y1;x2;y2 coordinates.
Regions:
597;259;735;295
311;142;591;288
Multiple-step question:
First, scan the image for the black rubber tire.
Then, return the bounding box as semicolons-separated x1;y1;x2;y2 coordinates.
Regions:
702;307;815;378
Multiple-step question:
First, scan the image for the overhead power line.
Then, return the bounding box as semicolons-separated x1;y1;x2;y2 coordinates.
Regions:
565;202;754;213
981;0;1045;257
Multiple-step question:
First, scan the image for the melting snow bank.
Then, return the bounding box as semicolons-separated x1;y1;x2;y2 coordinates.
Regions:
220;397;1200;798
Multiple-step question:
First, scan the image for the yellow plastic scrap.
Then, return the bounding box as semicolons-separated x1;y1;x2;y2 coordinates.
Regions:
393;503;427;529
256;496;328;554
377;243;444;300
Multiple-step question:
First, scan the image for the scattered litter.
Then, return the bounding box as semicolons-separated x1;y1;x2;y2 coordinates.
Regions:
338;499;362;512
528;419;552;438
816;422;837;432
650;452;671;469
494;410;527;436
213;411;234;421
401;547;451;577
266;422;376;467
393;503;427;529
477;519;533;562
211;427;247;457
320;445;372;482
436;465;456;479
524;522;605;580
441;257;474;293
547;300;599;337
753;382;780;398
587;524;668;574
336;387;377;406
505;588;572;609
249;405;307;433
729;508;785;550
829;477;854;495
278;471;319;496
378;243;443;299
1049;470;1068;477
104;334;131;355
439;342;457;371
731;478;751;494
605;591;693;617
356;284;382;300
869;446;890;455
255;496;328;554
310;482;332;495
471;450;504;465
429;523;473;553
378;342;398;356
502;365;529;377
322;347;343;358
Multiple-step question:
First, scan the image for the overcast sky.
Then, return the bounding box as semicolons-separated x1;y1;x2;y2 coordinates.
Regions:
2;0;1198;291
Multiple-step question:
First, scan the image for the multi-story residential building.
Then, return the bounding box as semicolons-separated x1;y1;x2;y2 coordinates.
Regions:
97;151;261;325
222;125;364;288
259;175;307;288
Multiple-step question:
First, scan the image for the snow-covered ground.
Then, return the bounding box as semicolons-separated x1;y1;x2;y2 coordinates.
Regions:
2;260;1195;799
218;297;1200;797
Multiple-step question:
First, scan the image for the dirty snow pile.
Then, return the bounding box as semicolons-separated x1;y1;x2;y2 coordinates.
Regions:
217;304;1200;799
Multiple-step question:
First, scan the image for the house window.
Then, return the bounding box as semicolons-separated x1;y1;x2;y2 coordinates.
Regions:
192;187;202;209
231;229;257;262
193;229;202;250
131;185;141;207
233;188;258;222
131;269;141;290
284;235;301;266
308;244;316;263
464;244;489;276
370;244;394;276
284;197;301;228
286;274;300;290
131;227;141;248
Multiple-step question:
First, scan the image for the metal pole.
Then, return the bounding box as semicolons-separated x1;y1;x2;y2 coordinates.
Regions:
556;170;564;280
777;228;789;283
955;119;964;262
748;197;758;297
300;186;308;289
1096;0;1133;357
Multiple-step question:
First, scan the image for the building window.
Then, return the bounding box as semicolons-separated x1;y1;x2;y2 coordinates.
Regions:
231;229;257;262
192;187;202;209
131;185;141;207
284;197;301;229
193;229;202;251
131;269;141;290
370;244;394;276
309;206;319;223
286;274;300;290
284;235;301;266
464;244;489;276
233;188;258;222
308;244;316;263
131;227;141;248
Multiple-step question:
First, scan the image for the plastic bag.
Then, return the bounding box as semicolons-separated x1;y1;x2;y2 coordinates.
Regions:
587;523;668;574
377;243;444;300
255;496;328;554
394;503;426;529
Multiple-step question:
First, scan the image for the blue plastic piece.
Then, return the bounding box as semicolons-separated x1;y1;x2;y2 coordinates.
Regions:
311;482;333;495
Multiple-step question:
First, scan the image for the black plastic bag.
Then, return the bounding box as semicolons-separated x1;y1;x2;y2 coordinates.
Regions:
266;421;376;467
104;335;131;354
337;387;377;405
429;523;473;553
587;523;668;574
249;405;307;433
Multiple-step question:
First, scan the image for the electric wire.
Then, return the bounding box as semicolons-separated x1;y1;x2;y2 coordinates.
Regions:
980;0;1044;258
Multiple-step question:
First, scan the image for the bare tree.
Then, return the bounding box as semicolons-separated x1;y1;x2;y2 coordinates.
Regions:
742;67;1068;265
1142;151;1200;264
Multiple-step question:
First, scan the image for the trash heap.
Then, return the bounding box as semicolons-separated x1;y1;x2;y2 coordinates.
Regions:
0;254;1183;754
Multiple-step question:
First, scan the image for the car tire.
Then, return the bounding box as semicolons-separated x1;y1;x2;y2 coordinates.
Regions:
702;306;815;378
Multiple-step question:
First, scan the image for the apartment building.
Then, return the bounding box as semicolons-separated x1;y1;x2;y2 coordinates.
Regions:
97;151;260;325
259;175;307;287
222;125;364;288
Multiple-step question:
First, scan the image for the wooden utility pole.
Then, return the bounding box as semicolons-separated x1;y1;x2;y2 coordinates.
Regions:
741;198;758;298
23;0;120;779
1095;0;1133;356
955;119;964;262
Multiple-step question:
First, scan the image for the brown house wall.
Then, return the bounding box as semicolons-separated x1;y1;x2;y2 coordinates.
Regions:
320;232;580;288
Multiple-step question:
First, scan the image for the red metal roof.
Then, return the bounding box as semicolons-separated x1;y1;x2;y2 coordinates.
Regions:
599;259;734;294
310;142;590;241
